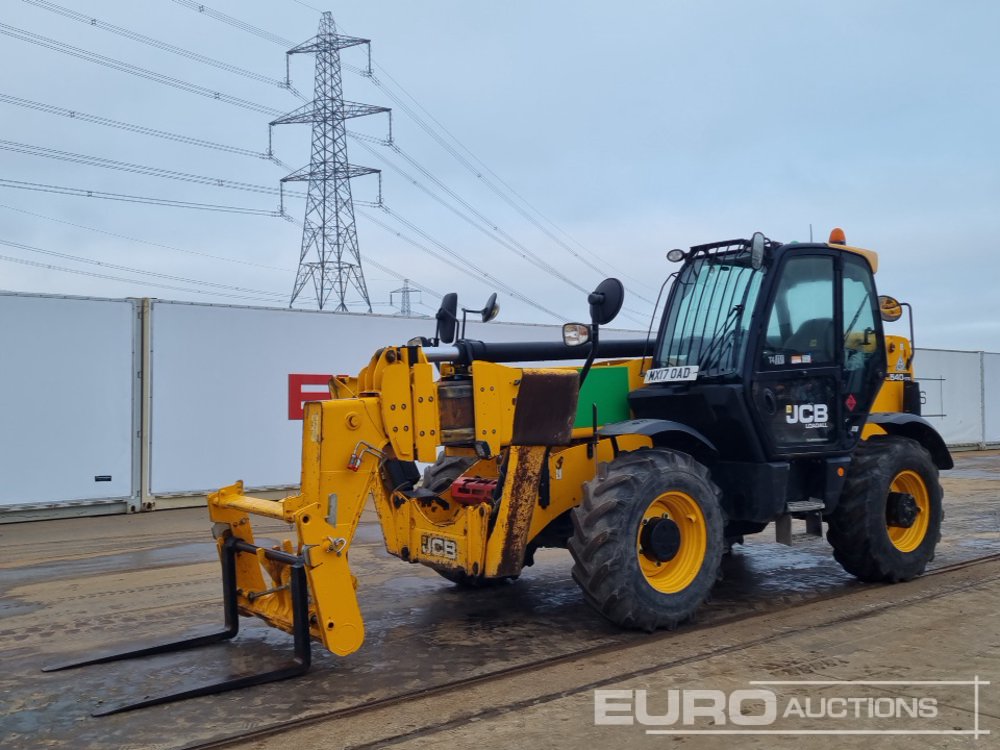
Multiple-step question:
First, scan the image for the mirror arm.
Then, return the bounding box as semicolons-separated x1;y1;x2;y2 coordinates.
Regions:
902;302;915;368
579;324;599;386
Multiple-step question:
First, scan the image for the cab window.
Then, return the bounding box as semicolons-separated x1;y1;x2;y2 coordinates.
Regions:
762;256;835;367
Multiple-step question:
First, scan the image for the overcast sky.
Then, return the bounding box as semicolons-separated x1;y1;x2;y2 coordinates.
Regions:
1;1;998;349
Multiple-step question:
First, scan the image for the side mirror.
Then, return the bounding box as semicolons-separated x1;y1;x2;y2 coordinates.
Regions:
588;278;624;326
480;292;499;323
435;292;458;344
459;292;499;339
750;231;766;270
879;295;903;322
562;323;590;347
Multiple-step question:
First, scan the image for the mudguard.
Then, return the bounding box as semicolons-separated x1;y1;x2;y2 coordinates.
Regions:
868;412;954;470
598;418;718;457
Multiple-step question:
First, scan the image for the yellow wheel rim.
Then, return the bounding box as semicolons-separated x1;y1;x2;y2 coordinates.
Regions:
636;491;707;594
886;470;930;553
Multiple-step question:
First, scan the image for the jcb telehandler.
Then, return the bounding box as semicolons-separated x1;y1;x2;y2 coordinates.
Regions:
49;229;951;714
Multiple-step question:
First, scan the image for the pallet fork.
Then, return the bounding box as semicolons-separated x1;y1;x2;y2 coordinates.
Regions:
42;535;312;716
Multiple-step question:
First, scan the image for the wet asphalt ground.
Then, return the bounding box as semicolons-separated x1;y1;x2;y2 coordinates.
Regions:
1;451;998;749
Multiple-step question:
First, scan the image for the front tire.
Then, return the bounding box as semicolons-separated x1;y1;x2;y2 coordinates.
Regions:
827;435;943;582
568;448;725;631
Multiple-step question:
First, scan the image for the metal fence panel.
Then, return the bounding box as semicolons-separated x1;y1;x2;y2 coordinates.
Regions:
983;352;1000;444
914;348;984;446
0;293;138;507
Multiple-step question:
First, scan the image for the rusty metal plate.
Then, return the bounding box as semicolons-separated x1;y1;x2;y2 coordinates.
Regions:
511;371;579;446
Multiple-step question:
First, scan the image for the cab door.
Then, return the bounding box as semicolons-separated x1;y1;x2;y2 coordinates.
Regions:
839;254;887;445
751;252;842;456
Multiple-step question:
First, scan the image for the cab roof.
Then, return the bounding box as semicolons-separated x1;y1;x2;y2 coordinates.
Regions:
826;242;879;273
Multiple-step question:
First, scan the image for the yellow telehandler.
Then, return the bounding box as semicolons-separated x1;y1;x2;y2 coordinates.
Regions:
48;229;951;714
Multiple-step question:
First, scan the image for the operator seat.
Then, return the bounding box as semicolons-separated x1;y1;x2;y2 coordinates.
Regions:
784;317;834;362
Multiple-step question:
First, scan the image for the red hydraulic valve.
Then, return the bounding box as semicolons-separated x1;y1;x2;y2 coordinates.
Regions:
449;476;498;505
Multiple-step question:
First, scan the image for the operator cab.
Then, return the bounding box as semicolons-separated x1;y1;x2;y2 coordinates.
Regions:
632;229;887;464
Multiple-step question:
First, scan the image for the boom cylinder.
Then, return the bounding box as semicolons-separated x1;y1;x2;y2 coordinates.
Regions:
424;338;648;365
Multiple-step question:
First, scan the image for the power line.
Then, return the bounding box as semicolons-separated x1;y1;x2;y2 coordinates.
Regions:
352;138;589;295
0;138;308;200
0;23;279;116
0;160;561;319
355;136;647;324
0;177;285;216
360;68;659;299
347;92;655;313
0;102;447;300
0;144;445;307
353;137;650;324
362;255;441;301
170;0;296;47
1;186;455;312
0;253;286;303
358;207;517;310
368;61;660;296
287;0;324;13
1;90;579;308
1;188;450;311
0;201;293;273
0;92;276;162
1;138;384;208
372;202;647;326
0;247;286;303
23;0;303;96
283;214;443;301
363;205;566;321
0;112;470;309
0;104;474;312
0;237;287;299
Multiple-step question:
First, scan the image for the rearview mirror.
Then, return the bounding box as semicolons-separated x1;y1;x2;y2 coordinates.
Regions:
562;323;590;347
481;292;499;323
879;295;903;322
436;292;458;344
588;278;624;326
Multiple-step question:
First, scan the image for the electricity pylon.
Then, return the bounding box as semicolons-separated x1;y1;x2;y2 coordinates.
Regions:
271;11;389;311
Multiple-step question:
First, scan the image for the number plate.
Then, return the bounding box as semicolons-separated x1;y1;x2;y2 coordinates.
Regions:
644;366;699;384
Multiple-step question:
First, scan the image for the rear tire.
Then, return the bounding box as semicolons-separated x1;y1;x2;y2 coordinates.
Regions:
827;435;943;582
568;448;725;631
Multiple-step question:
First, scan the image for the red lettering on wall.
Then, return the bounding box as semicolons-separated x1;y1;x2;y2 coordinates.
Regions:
288;373;333;420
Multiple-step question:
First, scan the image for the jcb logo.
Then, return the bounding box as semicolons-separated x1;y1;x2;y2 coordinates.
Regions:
786;403;829;424
421;534;458;560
